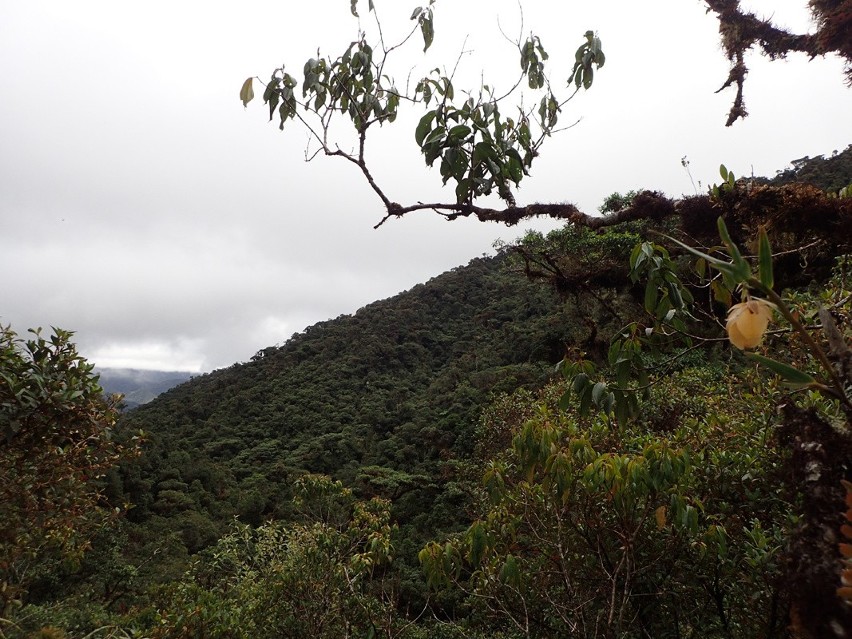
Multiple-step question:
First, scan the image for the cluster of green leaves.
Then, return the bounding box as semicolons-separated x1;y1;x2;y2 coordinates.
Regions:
570;30;605;90
416;184;849;636
710;163;738;199
0;326;139;619
413;86;534;205
413;29;603;206
421;365;791;638
630;241;694;320
153;475;402;639
406;1;435;52
507;217;646;278
243;1;604;209
287;37;401;132
550;237;697;428
411;28;605;206
244;1;434;133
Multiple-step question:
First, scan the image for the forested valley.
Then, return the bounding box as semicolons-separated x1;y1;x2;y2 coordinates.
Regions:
2;146;852;638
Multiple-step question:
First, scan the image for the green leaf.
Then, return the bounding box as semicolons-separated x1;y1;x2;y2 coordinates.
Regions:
278;101;292;130
415;111;437;146
667;280;684;310
443;77;454;100
745;353;817;387
573;66;583;89
629;243;643;271
578;384;593;416
472;141;495;165
262;77;278;102
500;554;520;585
314;90;326;111
507;155;523;184
583;65;594;89
455;178;471;203
420;13;434;52
687;505;699;533
615;394;629;427
423;126;446;146
267;90;280;122
716;217;748;277
468;521;486;565
239;77;254;107
662;233;746;282
638;367;649;394
644;281;658;314
592;381;607;406
447;124;471;141
572;373;589;394
757;227;774;290
607;341;622;367
601;392;615;415
711;279;733;307
615;361;630;389
558;389;572;411
520;40;532;72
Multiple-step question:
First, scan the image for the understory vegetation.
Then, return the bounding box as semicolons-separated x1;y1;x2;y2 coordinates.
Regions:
2;148;851;638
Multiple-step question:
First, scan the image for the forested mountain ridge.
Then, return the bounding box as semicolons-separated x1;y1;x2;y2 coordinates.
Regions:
116;244;640;536
52;241;644;621
768;143;852;192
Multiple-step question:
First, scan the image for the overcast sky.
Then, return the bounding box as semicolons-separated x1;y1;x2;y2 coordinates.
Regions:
1;1;850;372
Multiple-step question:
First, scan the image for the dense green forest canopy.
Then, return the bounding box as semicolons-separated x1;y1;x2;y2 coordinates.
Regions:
768;144;852;192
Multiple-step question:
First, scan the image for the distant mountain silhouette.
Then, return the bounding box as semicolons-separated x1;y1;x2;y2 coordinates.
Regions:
97;368;194;408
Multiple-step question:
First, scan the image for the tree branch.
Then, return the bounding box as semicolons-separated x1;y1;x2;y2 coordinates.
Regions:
373;190;680;229
702;0;852;125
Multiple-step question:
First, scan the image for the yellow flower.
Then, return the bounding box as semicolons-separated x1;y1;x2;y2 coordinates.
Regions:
726;298;775;350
